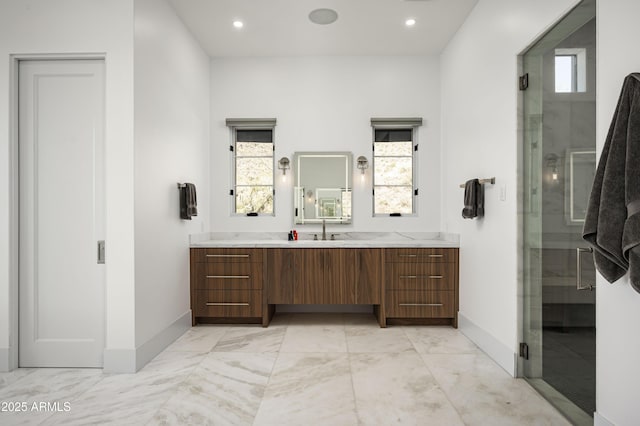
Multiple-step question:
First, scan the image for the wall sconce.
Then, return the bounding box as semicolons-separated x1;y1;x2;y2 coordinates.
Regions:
357;156;369;180
545;153;559;182
278;157;290;181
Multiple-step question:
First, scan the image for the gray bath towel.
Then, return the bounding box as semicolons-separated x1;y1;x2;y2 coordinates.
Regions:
462;179;484;219
583;73;640;293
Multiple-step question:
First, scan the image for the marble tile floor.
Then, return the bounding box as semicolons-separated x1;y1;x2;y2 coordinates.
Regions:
0;313;571;426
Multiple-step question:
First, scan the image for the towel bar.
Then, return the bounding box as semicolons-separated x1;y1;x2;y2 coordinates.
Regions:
459;177;495;188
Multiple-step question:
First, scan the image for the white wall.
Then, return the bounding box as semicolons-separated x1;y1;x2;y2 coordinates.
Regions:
210;56;441;234
594;1;640;424
440;0;579;374
133;0;210;363
0;0;135;371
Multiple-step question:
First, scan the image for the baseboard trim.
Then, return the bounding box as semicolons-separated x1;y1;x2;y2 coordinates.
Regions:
594;412;614;426
135;310;192;371
0;347;9;372
103;310;192;373
103;348;137;373
458;313;517;376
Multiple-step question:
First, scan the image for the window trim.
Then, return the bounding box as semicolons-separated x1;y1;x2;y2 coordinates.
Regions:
371;117;422;217
554;48;587;93
226;118;277;216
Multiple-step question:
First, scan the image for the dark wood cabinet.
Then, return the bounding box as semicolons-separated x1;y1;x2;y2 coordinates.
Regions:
266;248;301;304
323;249;355;304
384;248;459;327
302;249;325;303
190;248;268;326
191;245;456;328
266;248;382;305
266;249;330;304
355;248;382;304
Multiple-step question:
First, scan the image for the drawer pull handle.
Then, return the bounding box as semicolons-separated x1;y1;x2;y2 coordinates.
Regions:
399;303;444;307
398;254;418;257
428;254;444;258
398;254;444;258
206;275;250;279
399;275;444;279
206;254;250;258
206;302;250;306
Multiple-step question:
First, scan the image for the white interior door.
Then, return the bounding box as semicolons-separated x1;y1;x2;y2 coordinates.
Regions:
19;59;105;368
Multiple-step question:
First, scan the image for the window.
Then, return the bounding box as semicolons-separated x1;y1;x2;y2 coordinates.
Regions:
371;118;422;215
555;48;586;93
226;119;276;215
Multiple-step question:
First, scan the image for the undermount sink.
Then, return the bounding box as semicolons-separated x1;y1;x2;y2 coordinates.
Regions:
296;232;346;241
290;238;347;246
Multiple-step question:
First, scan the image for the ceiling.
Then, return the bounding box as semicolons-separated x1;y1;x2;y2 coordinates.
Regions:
167;0;478;57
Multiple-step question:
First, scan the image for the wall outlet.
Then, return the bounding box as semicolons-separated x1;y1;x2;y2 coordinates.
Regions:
500;184;507;201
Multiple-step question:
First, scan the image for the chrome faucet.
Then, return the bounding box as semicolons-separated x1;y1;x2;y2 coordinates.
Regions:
322;219;327;241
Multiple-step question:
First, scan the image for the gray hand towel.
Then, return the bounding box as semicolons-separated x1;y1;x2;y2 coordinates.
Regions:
583;73;640;293
180;183;198;220
462;179;482;219
186;183;198;218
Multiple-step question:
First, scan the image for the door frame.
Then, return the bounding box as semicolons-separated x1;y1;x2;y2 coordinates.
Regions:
516;0;597;422
8;53;106;371
515;0;592;380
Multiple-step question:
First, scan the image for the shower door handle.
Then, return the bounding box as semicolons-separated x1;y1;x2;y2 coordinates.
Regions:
576;247;594;291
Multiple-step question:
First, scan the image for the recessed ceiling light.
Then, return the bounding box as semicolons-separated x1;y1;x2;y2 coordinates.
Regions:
309;8;338;25
405;18;416;27
233;20;244;29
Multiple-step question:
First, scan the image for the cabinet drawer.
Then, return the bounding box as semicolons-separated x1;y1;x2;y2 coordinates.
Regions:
191;248;263;263
386;263;455;290
195;263;262;290
386;291;454;318
194;290;262;317
384;248;457;263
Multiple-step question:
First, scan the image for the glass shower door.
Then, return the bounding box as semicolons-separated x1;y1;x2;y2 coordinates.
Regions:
521;0;596;423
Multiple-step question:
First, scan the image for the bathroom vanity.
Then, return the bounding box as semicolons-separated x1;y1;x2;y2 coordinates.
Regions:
189;233;459;328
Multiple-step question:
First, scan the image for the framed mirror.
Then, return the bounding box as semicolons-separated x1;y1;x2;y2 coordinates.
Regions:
564;149;596;225
293;152;352;224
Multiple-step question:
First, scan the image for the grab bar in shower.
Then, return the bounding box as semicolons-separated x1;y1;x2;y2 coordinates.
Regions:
576;247;595;291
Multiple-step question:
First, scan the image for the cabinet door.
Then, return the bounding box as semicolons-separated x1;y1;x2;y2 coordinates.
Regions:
385;248;456;263
267;249;300;304
300;249;324;304
195;263;263;290
356;249;382;304
386;290;454;318
195;290;262;317
385;262;455;291
324;249;357;304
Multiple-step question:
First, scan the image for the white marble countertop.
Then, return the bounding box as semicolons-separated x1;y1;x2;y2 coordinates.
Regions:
190;232;459;248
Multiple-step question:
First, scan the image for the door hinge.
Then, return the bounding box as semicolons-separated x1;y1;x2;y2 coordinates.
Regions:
229;145;234;152
519;73;529;91
414;144;418;152
519;342;529;360
97;240;105;264
229;189;234;196
414;188;419;196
